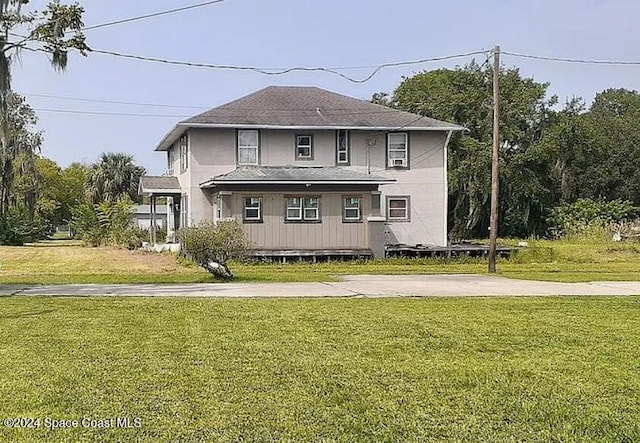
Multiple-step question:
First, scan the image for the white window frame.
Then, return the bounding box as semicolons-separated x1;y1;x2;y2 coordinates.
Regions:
337;129;349;164
180;193;189;227
238;130;259;165
167;148;175;175
343;196;361;222
286;197;302;220
243;197;262;222
387;196;410;221
179;134;189;173
295;134;313;160
387;132;408;168
286;196;320;222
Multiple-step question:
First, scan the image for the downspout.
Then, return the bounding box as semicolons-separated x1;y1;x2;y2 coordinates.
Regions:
443;130;453;246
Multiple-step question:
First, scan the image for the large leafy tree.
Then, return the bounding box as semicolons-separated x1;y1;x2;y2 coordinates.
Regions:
0;0;88;216
389;62;557;238
86;153;146;204
578;89;640;204
533;89;640;208
0;92;41;215
14;157;89;227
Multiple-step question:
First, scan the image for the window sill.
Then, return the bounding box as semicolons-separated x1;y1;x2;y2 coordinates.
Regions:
284;219;322;224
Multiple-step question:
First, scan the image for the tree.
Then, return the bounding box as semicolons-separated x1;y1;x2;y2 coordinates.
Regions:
577;89;640;204
86;153;146;204
0;1;87;216
0;92;41;216
13;157;89;228
391;62;557;238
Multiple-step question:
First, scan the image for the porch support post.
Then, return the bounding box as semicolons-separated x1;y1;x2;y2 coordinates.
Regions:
151;195;157;245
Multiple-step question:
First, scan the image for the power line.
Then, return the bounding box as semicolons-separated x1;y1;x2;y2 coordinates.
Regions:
21;91;436;113
23;92;210;109
33;108;188;118
90;49;490;84
82;0;227;32
502;51;640;66
32;107;425;119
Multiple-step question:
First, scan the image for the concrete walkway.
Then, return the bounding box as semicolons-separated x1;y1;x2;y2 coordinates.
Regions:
2;275;640;297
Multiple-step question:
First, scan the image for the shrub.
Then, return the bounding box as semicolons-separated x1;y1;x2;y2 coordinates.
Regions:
0;209;51;245
71;199;136;247
548;198;639;239
178;220;249;279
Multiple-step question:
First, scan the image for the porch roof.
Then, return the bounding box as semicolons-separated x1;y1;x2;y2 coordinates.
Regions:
199;166;395;188
138;176;182;196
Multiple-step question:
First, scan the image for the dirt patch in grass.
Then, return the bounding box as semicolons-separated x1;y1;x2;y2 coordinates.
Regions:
0;245;211;284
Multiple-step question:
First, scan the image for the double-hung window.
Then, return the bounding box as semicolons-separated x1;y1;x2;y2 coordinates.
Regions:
296;135;313;160
337;130;349;164
387;132;408;168
243;197;262;223
180;194;189;227
387;196;410;221
179;134;189;173
238;130;259;165
167;148;175;175
343;196;362;222
286;197;319;222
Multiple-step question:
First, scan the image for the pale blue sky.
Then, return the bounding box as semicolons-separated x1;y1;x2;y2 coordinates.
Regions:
12;0;640;174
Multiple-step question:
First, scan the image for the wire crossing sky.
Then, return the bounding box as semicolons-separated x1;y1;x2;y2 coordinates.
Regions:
11;0;640;174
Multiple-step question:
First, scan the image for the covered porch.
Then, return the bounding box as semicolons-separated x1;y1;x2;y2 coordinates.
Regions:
138;176;182;244
200;166;394;258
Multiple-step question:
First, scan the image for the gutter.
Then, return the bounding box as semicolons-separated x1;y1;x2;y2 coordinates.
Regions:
200;179;396;188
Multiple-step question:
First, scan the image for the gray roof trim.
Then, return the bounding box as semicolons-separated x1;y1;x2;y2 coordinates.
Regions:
200;179;394;188
141;188;183;194
156;125;183;152
183;122;465;131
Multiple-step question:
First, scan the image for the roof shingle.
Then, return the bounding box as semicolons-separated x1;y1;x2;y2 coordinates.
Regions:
139;176;181;193
183;86;460;129
200;166;394;187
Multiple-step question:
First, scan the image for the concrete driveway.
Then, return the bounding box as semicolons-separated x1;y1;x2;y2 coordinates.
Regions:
2;274;640;297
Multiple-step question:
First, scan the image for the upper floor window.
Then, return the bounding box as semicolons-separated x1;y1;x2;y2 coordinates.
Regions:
286;196;319;222
180;193;189;227
238;130;259;165
295;135;313;160
387;196;410;221
343;196;362;222
167;148;175;175
337;130;349;165
243;197;262;223
387;133;408;168
179;134;189;173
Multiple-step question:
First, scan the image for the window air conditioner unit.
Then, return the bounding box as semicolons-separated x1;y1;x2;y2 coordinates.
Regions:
393;159;406;167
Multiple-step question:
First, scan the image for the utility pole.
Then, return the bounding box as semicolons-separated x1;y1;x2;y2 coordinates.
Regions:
488;45;500;273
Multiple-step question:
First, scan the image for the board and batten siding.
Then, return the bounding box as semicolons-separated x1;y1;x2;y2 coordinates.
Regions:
230;193;370;249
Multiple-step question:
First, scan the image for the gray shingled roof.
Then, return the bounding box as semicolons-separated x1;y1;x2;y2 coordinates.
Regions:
184;86;460;129
200;166;395;187
139;176;181;194
156;86;464;151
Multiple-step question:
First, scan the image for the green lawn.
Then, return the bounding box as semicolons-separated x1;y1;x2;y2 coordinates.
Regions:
1;238;640;284
1;297;639;442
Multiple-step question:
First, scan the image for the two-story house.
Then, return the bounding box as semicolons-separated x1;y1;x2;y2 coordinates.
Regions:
139;86;464;258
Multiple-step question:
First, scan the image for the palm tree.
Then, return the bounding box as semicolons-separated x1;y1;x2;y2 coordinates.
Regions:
86;153;147;204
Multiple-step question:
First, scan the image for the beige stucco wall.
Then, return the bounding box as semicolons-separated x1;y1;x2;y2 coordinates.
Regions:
170;127;449;246
346;131;448;246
